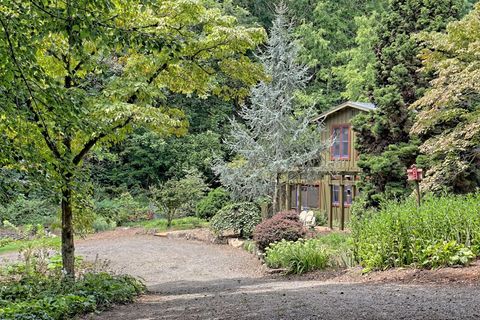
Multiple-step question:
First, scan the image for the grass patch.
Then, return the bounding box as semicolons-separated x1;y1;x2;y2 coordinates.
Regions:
0;237;61;255
126;217;208;231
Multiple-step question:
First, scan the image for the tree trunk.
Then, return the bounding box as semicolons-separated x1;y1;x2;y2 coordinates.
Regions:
167;211;173;228
61;185;75;278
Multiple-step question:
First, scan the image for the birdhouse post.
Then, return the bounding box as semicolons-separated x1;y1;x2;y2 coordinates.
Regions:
407;164;423;207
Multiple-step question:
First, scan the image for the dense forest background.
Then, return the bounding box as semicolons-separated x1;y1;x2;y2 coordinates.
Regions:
1;0;479;230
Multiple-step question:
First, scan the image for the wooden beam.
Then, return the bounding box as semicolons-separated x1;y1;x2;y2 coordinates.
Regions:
286;183;291;210
296;185;301;214
340;183;345;231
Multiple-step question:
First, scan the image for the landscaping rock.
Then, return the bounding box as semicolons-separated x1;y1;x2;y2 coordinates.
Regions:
227;238;244;248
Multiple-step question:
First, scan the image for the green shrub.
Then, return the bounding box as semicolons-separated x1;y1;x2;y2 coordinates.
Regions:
253;211;306;251
351;193;480;271
265;239;330;274
0;195;56;226
313;210;328;226
92;217;116;233
242;240;256;254
210;202;261;238
196;188;231;220
94;192;148;226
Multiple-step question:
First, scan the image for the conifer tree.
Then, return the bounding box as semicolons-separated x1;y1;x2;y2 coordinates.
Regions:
215;4;326;214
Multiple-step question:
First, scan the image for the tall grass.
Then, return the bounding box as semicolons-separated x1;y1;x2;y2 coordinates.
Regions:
265;239;330;274
264;233;353;274
351;193;480;271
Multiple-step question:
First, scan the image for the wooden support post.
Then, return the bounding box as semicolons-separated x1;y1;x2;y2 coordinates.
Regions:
340;184;345;231
327;177;333;230
286;184;291;210
415;180;421;207
296;184;301;214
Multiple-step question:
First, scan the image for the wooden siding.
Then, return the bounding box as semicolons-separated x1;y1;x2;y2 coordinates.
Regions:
283;105;372;229
319;107;362;173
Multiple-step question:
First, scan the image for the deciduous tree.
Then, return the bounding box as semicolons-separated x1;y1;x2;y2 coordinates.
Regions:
411;3;480;193
0;0;265;277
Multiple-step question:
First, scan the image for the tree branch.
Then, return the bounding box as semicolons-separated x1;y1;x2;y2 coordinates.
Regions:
72;117;133;165
30;0;68;21
0;15;62;159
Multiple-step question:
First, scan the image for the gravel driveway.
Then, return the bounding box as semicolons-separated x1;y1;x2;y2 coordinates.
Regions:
69;229;480;320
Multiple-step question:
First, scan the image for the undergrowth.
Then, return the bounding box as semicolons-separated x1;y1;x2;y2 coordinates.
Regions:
127;216;208;231
351;193;480;271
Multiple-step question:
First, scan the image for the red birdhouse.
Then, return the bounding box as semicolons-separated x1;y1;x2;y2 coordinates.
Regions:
407;164;423;181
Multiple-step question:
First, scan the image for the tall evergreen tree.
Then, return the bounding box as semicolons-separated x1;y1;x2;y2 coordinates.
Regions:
215;4;326;213
352;0;471;206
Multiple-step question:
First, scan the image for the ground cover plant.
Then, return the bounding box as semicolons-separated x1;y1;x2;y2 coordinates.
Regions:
0;247;145;320
351;193;480;271
0;272;145;320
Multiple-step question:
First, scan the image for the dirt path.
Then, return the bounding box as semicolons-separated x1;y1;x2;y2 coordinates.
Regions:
73;229;480;320
3;229;480;319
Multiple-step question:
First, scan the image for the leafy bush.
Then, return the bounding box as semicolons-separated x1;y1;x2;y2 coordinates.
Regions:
351;193;480;271
196;188;231;220
253;210;306;251
94;192;149;226
419;240;475;269
210;202;261;238
265;239;330;274
92;217;116;233
0;195;56;226
313;210;327;226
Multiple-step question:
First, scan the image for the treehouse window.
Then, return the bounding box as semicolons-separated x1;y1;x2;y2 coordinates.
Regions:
344;185;353;206
301;185;319;209
332;185;353;207
331;125;350;160
332;185;340;206
291;185;319;209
